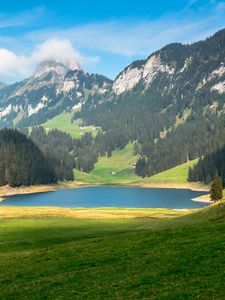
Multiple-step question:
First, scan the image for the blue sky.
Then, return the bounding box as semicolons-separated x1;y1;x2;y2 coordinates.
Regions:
0;0;225;82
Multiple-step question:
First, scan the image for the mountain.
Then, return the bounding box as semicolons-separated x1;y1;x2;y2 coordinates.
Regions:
1;29;225;178
76;29;225;176
0;60;112;127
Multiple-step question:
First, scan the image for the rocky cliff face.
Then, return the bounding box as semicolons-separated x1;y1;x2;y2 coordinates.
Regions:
113;54;175;95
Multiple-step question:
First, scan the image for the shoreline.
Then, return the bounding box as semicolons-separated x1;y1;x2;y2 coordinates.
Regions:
0;180;210;204
0;181;93;202
126;182;209;192
192;194;211;203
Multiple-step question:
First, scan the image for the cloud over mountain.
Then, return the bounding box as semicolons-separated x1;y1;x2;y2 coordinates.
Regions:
0;38;100;82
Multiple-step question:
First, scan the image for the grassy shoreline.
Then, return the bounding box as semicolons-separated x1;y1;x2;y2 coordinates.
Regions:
0;206;192;219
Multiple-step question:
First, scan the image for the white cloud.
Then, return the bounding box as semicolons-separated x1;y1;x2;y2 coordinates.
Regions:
0;38;100;82
31;38;83;69
31;38;100;68
0;49;30;79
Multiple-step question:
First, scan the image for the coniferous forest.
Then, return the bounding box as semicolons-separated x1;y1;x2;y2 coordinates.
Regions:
0;129;56;187
27;127;98;177
188;144;225;186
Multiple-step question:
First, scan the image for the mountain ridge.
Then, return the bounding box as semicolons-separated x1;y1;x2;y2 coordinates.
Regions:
1;28;225;178
1;28;225;128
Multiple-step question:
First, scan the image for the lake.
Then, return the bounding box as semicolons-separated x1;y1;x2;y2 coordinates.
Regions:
0;186;209;209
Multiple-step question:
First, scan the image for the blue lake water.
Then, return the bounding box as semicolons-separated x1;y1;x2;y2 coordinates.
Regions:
0;186;209;209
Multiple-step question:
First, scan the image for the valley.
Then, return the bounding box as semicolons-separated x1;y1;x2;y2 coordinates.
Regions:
1;10;225;299
1;29;225;188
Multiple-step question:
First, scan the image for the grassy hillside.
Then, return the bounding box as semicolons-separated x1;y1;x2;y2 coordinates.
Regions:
42;112;98;139
1;203;225;299
75;143;198;185
75;143;140;183
142;159;198;184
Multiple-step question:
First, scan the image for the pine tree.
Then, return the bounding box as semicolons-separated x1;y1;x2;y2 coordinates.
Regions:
210;176;223;202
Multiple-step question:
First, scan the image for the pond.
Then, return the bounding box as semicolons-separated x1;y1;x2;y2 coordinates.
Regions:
0;186;209;209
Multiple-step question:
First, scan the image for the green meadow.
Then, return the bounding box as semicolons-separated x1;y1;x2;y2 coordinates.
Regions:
42;112;98;139
1;203;225;299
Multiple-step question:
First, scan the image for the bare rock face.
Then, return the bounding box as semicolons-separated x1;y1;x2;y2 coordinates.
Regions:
113;54;175;95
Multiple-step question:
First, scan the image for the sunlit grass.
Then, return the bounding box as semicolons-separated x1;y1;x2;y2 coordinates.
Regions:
42;112;98;138
1;203;225;299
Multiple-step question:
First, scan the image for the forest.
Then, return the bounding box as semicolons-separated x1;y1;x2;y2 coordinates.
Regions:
22;127;99;178
0;129;56;187
188;144;225;186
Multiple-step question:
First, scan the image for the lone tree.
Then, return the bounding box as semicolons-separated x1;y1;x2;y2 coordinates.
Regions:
210;176;223;202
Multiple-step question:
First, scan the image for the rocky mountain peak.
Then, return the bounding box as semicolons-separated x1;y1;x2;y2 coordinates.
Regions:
33;60;80;79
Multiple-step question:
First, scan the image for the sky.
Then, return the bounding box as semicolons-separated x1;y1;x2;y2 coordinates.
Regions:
0;0;225;83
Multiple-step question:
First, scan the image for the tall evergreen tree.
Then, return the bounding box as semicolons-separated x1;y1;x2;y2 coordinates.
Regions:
210;176;223;202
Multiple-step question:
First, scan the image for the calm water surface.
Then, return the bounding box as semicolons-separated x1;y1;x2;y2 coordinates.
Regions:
0;186;209;209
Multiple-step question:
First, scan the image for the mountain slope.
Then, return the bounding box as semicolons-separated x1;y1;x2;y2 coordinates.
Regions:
76;29;225;177
0;60;112;128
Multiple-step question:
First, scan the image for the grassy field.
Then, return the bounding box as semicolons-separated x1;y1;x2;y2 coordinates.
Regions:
1;203;225;299
42;112;98;139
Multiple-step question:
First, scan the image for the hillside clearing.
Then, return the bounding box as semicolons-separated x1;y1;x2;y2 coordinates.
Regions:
42;112;98;138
